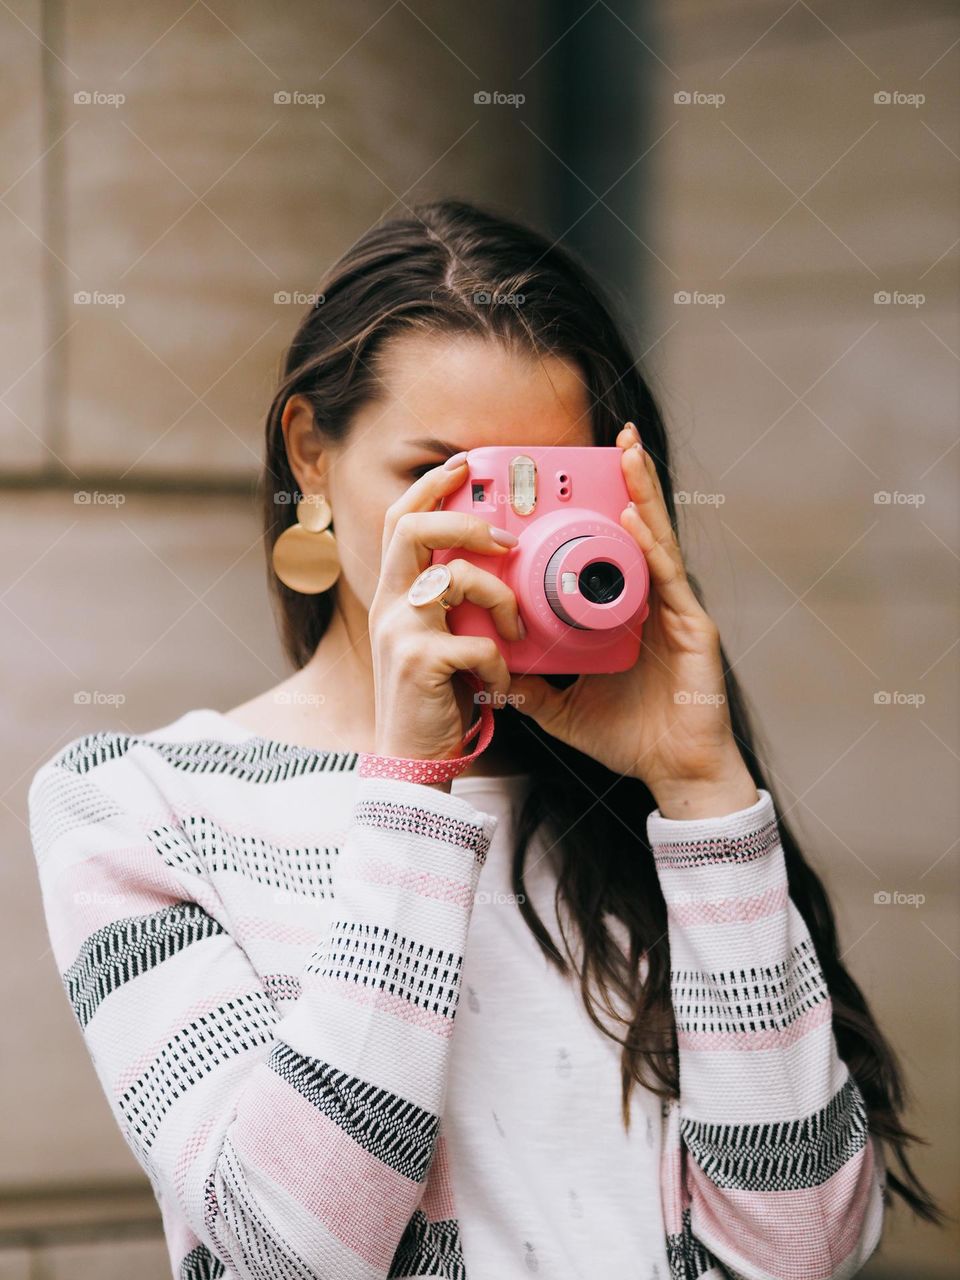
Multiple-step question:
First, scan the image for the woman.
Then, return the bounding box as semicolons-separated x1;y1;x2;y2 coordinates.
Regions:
28;200;938;1280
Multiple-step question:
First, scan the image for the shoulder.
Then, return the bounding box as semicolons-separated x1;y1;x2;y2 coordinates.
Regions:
29;708;221;792
27;710;220;862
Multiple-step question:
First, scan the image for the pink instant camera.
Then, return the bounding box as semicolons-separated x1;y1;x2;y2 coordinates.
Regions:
432;446;650;675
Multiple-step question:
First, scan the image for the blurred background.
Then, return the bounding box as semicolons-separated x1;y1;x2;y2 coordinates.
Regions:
1;0;957;1276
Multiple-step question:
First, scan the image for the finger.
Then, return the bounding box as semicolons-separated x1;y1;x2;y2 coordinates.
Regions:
442;559;523;642
403;559;522;643
616;420;639;450
382;510;516;587
619;439;683;572
619;502;705;620
507;673;573;739
380;455;469;563
435;634;511;701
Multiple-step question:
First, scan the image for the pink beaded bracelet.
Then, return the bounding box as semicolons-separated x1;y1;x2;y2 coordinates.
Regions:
356;670;496;784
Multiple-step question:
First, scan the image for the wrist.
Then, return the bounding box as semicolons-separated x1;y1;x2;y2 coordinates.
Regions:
649;757;759;820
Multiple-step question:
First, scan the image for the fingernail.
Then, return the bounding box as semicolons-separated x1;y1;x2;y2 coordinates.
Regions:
629;422;640;441
443;451;469;470
517;613;527;640
490;526;518;547
632;441;643;454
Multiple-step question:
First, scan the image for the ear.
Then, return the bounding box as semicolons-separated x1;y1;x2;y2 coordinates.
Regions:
280;394;330;496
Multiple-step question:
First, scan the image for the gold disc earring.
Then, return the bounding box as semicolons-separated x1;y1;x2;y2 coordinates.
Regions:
271;493;341;594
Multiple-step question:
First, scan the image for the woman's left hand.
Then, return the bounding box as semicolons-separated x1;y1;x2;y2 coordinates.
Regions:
508;422;760;820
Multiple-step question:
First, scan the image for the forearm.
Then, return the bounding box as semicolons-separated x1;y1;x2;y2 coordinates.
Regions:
208;773;496;1275
649;788;884;1280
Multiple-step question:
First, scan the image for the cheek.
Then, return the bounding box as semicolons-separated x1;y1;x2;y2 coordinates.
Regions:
330;487;392;606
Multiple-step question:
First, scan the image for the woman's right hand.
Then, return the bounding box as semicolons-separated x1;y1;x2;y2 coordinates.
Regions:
368;457;524;774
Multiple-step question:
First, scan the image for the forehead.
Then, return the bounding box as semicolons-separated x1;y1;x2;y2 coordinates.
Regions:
364;331;595;449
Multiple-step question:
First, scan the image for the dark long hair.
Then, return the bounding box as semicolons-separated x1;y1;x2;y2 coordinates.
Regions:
260;197;940;1223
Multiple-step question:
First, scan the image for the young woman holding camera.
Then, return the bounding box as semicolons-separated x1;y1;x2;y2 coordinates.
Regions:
29;200;938;1279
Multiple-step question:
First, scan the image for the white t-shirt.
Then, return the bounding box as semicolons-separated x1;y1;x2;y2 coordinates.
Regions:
446;773;670;1280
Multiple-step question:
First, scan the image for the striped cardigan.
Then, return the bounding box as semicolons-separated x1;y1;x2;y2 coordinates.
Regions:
27;715;885;1279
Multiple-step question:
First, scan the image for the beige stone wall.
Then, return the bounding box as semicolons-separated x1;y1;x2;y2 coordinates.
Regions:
1;2;548;1273
645;2;959;1276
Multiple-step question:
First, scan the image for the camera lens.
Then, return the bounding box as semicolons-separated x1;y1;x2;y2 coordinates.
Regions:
578;560;624;604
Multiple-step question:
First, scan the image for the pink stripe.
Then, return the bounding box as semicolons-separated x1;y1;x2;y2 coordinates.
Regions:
232;1066;418;1271
305;973;455;1039
421;1132;457;1221
687;1138;877;1280
343;856;473;909
669;885;788;927
53;848;181;954
233;916;321;947
677;1001;833;1052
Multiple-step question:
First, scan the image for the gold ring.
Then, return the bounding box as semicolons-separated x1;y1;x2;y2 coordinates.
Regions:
408;563;455;610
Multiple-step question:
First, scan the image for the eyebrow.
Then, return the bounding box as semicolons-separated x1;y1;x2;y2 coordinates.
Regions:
407;437;461;456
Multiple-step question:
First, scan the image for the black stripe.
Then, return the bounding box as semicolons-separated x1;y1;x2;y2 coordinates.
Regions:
178;1243;226;1280
64;902;226;1028
665;1206;722;1280
680;1075;869;1191
269;1043;438;1182
671;937;830;1035
388;1209;467;1279
120;992;277;1150
54;731;358;783
306;921;463;1019
151;815;338;899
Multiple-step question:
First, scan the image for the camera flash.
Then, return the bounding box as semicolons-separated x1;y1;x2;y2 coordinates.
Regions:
509;454;537;515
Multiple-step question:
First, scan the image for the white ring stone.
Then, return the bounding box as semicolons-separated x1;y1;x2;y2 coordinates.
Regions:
408;562;453;607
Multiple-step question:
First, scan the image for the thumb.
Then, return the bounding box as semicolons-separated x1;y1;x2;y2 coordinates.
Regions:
507;674;571;737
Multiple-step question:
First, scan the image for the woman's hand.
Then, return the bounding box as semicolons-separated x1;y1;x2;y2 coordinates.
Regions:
369;457;524;783
508;423;759;820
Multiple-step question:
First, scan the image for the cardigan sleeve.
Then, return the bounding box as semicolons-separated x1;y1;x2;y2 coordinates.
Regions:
28;745;497;1280
647;788;885;1280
